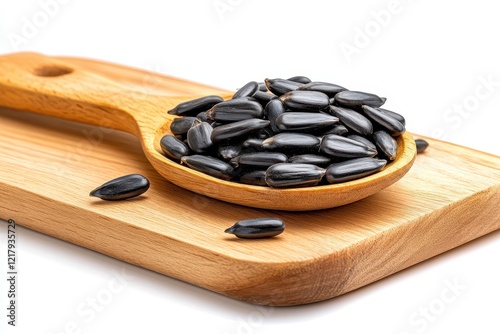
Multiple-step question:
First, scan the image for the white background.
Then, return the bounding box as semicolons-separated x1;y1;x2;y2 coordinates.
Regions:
1;0;499;333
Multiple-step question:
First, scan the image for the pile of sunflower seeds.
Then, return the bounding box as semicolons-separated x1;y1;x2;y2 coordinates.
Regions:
160;77;407;188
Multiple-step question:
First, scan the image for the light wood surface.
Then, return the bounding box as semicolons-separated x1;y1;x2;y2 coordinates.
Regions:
0;55;499;306
0;53;416;211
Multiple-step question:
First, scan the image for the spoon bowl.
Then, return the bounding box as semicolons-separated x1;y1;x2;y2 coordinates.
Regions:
0;53;416;211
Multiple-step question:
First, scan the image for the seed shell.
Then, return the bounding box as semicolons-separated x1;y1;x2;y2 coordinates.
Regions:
347;134;377;151
170;117;197;136
187;120;213;153
262;133;321;154
210;119;270;142
275;112;339;133
325;158;387;183
168;95;223;116
279;90;330;111
265;99;286;133
89;174;150;201
207;99;264;122
232;152;288;168
415;139;429;154
265;163;326;188
181;155;234;180
362;105;405;136
320;134;377;158
160;134;191;160
224;218;285;239
265;78;303;96
287;76;312;84
372;130;398;161
334;91;385;108
232;81;259;99
239;170;268;186
298;81;347;97
329;105;373;136
288;154;331;167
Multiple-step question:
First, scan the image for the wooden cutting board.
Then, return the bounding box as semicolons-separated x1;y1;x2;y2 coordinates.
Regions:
1;58;499;306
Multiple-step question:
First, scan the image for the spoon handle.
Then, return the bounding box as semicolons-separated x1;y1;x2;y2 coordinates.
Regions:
0;52;161;136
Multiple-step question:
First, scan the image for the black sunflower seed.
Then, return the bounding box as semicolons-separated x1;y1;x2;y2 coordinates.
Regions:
262;133;321;154
329;105;373;136
242;138;265;151
275;112;339;133
253;90;278;107
187;120;213;153
287;76;312;84
232;81;259;99
415;139;429;154
347;134;377;151
298;81;347;97
181;155;234;180
362;105;405;136
170;117;197;136
160;135;191;160
168;95;223;116
325;157;387;183
239;170;268;186
279;90;330;111
288;154;331;167
320;123;349;136
217;144;242;161
89;174;150;201
378;108;406;126
210;119;270;143
320;134;377;158
265;163;326;188
334;91;385;108
264;99;286;133
265;78;303;96
225;218;285;239
372;130;398;161
231;152;288;168
206;99;264;122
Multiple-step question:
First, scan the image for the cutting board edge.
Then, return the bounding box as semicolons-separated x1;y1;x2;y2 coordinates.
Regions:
2;180;499;306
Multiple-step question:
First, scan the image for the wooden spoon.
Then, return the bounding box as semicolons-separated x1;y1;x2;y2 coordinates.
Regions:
0;52;416;211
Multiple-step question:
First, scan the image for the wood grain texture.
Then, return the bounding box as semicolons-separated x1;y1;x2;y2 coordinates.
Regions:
1;56;499;306
0;53;416;211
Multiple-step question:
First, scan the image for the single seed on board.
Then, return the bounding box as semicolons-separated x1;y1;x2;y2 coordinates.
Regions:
89;174;150;201
415;139;429;154
224;218;285;239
